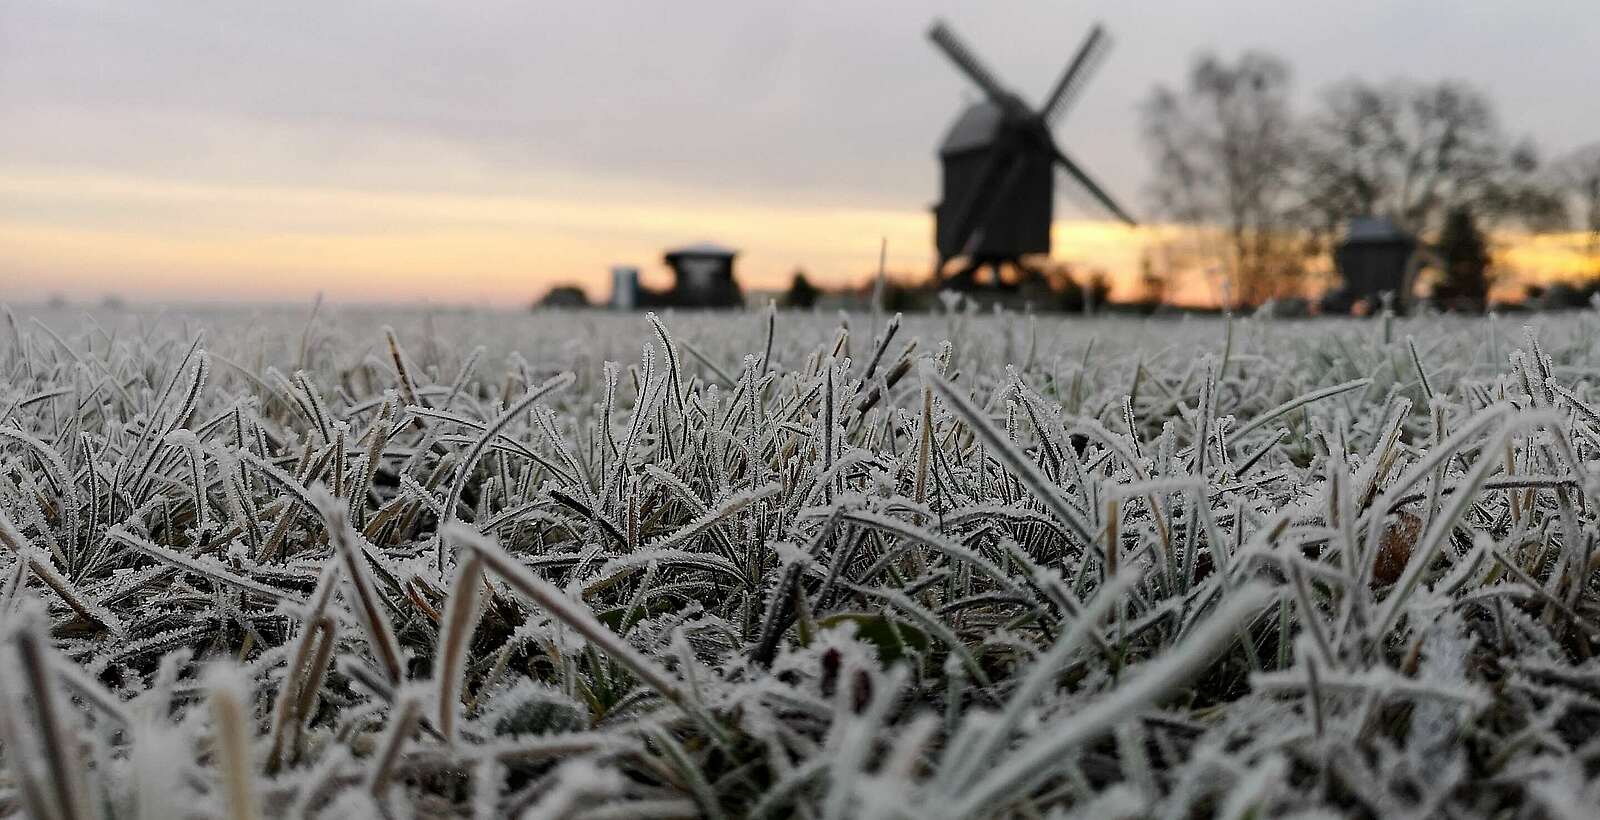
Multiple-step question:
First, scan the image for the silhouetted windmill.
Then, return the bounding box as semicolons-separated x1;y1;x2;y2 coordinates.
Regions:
928;19;1136;290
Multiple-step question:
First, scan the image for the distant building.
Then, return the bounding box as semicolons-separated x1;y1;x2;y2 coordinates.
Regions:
662;242;742;308
610;266;640;310
609;241;744;310
1325;217;1418;313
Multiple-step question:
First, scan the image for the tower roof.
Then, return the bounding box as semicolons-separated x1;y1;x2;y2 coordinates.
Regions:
664;241;737;259
1342;217;1413;244
939;100;1009;154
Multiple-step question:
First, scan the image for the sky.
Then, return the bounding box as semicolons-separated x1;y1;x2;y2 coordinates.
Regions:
2;1;1598;306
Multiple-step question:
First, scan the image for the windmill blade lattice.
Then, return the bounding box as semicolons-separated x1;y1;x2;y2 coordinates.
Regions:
927;21;1024;115
1053;146;1136;226
1041;25;1110;125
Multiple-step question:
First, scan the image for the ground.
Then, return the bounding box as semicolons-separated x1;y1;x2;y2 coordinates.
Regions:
1;303;1599;818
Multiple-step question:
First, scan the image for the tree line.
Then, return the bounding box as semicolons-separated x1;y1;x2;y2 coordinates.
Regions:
1142;52;1600;310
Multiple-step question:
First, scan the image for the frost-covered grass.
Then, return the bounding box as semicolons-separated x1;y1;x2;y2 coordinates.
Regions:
3;301;1600;818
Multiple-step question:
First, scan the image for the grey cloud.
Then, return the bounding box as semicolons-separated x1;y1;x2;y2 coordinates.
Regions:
2;0;1597;217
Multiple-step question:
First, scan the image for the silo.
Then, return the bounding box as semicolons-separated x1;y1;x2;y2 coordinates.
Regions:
610;266;639;310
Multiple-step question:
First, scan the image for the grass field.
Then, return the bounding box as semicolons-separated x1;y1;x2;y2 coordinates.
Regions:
2;302;1599;818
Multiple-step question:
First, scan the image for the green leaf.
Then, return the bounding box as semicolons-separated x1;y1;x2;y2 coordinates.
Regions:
816;612;930;663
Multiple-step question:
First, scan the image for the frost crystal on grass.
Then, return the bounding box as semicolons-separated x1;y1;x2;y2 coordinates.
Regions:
2;304;1600;817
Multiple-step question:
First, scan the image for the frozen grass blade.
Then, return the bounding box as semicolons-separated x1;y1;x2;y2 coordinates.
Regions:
1229;377;1372;441
445;524;687;709
5;306;1600;817
439;371;574;568
0;511;122;633
315;487;406;686
924;363;1095;546
106;525;307;604
435;547;485;743
945;583;1274;817
2;603;92;820
208;664;261;820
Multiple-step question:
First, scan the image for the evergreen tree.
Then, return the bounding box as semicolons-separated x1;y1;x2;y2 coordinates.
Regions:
782;269;820;309
1433;207;1491;311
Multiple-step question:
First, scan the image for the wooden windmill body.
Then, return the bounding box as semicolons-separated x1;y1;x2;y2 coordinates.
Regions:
928;20;1137;290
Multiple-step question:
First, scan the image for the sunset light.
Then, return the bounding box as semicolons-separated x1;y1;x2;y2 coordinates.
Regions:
12;3;1600;817
6;168;1589;307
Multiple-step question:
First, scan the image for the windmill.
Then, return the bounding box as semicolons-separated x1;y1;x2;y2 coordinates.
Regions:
928;19;1136;290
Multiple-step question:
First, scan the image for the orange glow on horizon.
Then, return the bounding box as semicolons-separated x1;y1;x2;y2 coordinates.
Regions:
2;169;1596;307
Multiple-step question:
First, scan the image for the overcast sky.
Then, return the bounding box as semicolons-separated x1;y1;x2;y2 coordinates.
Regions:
3;1;1597;303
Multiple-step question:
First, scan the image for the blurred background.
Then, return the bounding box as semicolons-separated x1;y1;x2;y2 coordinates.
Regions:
2;0;1598;312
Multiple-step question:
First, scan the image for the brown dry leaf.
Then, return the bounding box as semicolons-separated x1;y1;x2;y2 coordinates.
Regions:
1373;510;1422;587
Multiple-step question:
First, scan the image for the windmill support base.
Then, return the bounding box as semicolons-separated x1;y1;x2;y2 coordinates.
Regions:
936;257;1047;291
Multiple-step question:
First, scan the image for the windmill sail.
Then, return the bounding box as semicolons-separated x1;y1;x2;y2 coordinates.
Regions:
1041;25;1109;125
1052;147;1136;227
927;21;1013;106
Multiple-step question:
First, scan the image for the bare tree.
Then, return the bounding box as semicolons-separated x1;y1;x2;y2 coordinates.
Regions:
1141;53;1306;307
1301;79;1565;239
1553;144;1600;255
